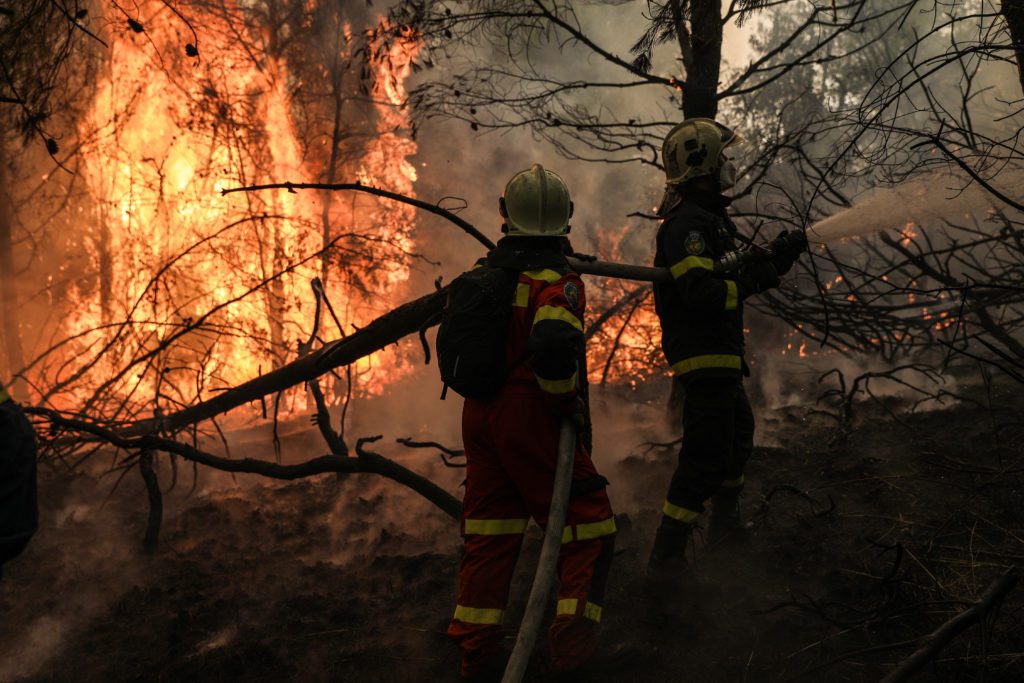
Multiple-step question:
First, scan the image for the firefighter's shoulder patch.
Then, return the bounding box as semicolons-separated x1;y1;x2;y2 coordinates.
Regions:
563;281;581;311
684;230;706;255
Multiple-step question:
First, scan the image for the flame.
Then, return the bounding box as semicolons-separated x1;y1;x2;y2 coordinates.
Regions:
47;4;420;415
584;227;664;386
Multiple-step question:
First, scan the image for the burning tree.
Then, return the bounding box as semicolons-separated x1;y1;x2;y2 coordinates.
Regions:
0;1;469;542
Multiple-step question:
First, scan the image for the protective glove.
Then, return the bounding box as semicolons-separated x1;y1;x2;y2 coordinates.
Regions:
738;260;780;297
770;230;808;276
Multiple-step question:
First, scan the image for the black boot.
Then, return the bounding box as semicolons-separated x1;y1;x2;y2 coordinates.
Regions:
646;519;694;585
707;488;748;547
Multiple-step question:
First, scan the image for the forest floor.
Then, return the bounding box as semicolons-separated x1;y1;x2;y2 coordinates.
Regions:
1;377;1022;682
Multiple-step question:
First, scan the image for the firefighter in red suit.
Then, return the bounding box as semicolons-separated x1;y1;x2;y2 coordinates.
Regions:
448;165;617;681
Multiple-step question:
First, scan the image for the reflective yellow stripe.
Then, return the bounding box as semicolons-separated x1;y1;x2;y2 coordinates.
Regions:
556;598;578;616
453;605;505;625
534;305;583;331
670;354;742;376
522;268;563;283
464;518;529;535
663;500;700;523
536;371;577;394
513;282;530;308
0;384;8;404
555;599;602;623
724;280;738;311
561;517;617;544
574;517;617;542
669;255;714;278
721;475;745;488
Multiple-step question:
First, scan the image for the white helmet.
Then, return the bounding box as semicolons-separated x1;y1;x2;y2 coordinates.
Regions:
500;164;573;237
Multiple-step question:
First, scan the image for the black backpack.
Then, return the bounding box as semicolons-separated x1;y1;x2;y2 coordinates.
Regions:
436;265;520;399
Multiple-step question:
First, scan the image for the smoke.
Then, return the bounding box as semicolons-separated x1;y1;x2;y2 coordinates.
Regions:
809;171;1017;244
0;474;146;681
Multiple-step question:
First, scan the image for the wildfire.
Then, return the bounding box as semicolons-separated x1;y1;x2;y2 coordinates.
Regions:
51;4;421;416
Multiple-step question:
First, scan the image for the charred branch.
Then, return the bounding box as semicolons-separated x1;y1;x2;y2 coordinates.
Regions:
32;409;463;520
880;570;1018;682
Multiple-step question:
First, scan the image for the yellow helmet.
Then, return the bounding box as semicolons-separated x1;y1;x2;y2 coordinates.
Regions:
662;118;741;186
500;164;573;237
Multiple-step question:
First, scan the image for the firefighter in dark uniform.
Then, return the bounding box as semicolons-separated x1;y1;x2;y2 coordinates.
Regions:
647;119;807;579
448;166;616;681
0;380;39;580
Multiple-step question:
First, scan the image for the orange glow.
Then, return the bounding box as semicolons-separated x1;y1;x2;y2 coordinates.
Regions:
899;221;918;246
51;5;421;415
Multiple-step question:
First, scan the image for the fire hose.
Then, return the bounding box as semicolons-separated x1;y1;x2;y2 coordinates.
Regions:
501;417;577;683
567;243;778;283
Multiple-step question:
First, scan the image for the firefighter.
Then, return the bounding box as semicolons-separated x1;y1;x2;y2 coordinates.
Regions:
0;380;39;581
648;119;807;580
448;165;617;681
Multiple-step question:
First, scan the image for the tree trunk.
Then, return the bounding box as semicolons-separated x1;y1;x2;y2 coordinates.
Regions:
0;147;25;387
139;450;163;554
1003;0;1024;96
320;23;347;288
97;211;113;324
684;0;724;118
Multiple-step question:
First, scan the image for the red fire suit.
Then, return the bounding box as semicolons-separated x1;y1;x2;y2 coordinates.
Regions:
448;248;617;678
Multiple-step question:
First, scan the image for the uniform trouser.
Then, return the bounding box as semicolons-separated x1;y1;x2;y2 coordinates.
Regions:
449;387;616;677
661;377;754;524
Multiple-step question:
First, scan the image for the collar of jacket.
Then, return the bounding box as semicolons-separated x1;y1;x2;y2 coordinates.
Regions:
663;192;731;218
486;236;570;271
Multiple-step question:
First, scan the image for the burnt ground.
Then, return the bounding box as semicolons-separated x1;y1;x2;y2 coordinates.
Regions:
1;382;1023;682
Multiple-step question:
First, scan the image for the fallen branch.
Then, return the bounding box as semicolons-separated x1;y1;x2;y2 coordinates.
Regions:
125;287;449;435
880;570;1018;683
32;409;463;520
